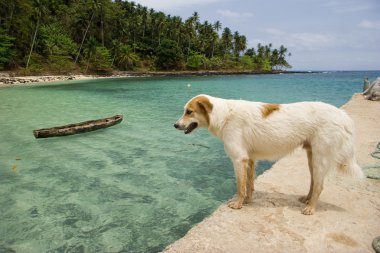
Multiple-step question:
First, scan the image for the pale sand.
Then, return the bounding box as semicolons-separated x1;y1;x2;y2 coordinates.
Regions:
0;74;106;87
164;94;380;253
0;73;141;87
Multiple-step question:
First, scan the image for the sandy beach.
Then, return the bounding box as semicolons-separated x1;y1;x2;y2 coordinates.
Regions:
0;73;103;87
163;94;380;253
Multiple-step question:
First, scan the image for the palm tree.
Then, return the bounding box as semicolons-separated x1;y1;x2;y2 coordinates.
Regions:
110;39;123;66
117;44;139;70
191;11;200;31
184;13;200;60
278;45;291;69
210;21;222;58
152;12;166;46
198;21;215;57
233;33;247;56
172;16;182;45
141;6;149;38
221;27;233;56
26;0;48;68
74;0;101;64
210;31;219;57
84;36;98;73
213;20;222;33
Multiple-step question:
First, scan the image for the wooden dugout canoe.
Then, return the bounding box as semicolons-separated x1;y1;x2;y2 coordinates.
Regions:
33;115;123;138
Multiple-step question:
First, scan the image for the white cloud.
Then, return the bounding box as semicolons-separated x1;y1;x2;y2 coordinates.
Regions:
289;33;334;50
323;0;373;13
216;9;254;18
132;0;224;11
358;20;380;29
261;28;335;51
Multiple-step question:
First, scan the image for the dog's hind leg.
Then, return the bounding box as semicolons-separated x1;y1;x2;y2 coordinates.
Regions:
244;159;255;203
299;145;313;204
301;164;326;215
228;159;250;209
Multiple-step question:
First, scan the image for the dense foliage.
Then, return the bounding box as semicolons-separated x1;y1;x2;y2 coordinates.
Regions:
0;0;291;74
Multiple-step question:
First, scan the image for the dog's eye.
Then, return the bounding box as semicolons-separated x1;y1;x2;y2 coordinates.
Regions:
186;110;193;115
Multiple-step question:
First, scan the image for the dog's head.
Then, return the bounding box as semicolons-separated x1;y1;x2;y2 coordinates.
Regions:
174;95;213;134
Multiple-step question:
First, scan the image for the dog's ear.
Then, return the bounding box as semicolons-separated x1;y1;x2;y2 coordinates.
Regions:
197;96;213;113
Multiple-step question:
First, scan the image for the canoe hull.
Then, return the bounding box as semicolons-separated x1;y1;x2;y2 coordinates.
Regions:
33;115;123;138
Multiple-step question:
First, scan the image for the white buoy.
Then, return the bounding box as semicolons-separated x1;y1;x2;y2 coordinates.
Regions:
187;83;191;88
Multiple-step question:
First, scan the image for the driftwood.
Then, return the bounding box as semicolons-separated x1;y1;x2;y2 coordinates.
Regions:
33;115;123;138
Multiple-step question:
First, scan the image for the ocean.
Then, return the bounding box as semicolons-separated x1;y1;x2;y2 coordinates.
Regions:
0;71;379;252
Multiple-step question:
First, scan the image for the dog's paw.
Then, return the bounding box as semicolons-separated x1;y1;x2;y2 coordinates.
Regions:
227;198;243;209
298;196;310;204
228;201;243;209
301;205;315;215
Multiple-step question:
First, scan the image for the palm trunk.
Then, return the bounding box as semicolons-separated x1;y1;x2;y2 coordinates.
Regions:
85;58;90;73
100;5;104;47
26;18;40;69
111;54;116;66
101;16;104;46
6;2;15;32
85;53;92;73
75;12;95;64
187;39;191;61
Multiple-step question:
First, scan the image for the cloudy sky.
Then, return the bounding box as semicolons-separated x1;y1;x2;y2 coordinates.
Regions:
131;0;379;71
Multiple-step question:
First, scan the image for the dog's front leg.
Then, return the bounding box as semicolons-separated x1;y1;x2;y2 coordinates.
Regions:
228;159;250;209
245;159;255;203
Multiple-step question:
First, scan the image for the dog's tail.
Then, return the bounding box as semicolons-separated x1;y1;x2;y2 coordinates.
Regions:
339;158;365;180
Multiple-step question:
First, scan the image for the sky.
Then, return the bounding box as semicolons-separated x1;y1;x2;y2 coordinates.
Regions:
131;0;380;71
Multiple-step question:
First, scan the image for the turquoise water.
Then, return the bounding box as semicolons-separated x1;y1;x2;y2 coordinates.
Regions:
0;71;379;252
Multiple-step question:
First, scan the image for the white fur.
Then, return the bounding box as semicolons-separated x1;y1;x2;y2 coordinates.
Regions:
176;94;364;214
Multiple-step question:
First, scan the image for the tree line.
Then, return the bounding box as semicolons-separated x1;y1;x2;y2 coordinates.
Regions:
0;0;292;74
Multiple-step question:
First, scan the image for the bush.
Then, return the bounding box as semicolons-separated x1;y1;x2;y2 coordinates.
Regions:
40;23;77;57
155;39;184;70
0;28;15;69
208;57;223;70
21;53;44;74
257;58;272;72
91;46;112;74
222;54;239;69
47;55;75;74
116;45;141;70
239;55;255;69
186;53;206;70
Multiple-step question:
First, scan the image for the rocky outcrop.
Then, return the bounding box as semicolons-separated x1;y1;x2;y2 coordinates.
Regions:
363;77;380;101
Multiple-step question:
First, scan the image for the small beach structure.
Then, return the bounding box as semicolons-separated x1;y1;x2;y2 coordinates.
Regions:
33;115;123;138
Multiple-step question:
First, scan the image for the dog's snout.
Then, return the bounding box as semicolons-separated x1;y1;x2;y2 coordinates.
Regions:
174;123;179;129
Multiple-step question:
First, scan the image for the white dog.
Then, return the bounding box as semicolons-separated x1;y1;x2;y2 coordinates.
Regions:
174;94;363;215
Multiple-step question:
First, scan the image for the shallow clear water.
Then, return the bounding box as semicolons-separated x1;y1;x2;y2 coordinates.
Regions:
0;71;379;252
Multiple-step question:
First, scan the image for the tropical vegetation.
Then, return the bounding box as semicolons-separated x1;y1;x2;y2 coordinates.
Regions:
0;0;291;74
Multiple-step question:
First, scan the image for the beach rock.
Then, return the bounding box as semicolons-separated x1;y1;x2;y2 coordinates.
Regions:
363;77;370;92
363;77;380;101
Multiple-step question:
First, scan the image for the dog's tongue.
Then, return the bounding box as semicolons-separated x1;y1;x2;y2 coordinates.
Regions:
184;122;198;134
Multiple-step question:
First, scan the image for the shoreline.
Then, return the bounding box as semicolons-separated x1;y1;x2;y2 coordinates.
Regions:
0;74;101;87
163;94;380;253
0;70;317;87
